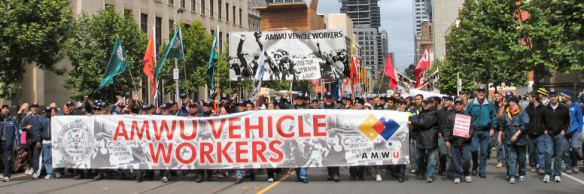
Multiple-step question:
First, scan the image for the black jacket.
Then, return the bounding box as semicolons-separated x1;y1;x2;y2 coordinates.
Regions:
525;102;544;137
412;109;439;149
540;103;570;137
437;107;454;138
443;110;473;146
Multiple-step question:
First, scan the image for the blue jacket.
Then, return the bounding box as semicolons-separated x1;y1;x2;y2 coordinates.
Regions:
567;102;583;134
0;114;18;146
502;110;529;145
466;98;498;130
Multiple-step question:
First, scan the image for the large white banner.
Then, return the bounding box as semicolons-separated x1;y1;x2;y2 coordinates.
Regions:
51;110;409;170
228;30;348;81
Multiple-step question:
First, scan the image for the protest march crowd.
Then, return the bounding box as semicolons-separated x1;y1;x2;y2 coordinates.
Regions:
0;85;583;186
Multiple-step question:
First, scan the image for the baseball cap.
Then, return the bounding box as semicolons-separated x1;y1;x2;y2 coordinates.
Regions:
549;88;558;95
560;90;573;100
454;97;464;104
423;98;434;104
477;85;487;92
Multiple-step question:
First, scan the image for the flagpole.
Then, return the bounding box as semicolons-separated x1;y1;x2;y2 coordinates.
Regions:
377;75;386;96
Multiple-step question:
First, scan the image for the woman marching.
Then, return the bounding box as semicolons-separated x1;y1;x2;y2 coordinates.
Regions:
499;94;529;184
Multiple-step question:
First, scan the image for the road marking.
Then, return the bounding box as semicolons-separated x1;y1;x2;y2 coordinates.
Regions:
11;173;28;179
563;173;584;185
256;174;291;194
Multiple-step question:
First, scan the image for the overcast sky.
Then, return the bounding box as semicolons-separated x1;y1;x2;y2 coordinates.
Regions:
317;0;414;72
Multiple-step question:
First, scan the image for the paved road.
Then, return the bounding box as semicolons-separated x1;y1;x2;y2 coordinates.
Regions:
1;159;583;194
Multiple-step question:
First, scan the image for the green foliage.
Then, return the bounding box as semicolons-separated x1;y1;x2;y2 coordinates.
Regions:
521;0;584;72
441;0;529;93
158;20;213;98
65;6;147;101
0;0;73;97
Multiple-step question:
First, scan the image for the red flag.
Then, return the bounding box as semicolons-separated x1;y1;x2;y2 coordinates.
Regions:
350;56;359;92
384;54;398;90
143;30;156;96
415;48;431;88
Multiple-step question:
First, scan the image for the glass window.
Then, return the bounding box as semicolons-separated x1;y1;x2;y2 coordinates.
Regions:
140;13;148;33
156;16;162;48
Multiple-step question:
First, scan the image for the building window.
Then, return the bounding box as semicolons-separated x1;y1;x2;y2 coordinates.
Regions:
210;0;214;18
201;0;205;15
169;19;174;38
218;0;222;20
140;13;148;33
226;3;229;22
239;8;242;26
156;16;162;48
219;31;223;50
169;0;174;5
232;6;236;24
181;0;186;8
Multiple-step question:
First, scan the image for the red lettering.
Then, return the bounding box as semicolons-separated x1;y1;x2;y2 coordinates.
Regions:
113;121;128;140
180;120;198;140
209;119;227;139
245;117;264;138
276;115;294;138
228;117;242;139
217;142;233;163
149;143;174;165
252;141;268;163
269;140;284;163
199;142;215;164
267;116;274;138
313;114;327;137
298;115;310;137
175;142;197;164
393;151;400;159
153;120;177;140
131;120;151;140
235;141;249;163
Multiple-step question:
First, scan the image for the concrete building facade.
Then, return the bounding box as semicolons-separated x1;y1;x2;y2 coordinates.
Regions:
431;0;464;61
5;0;258;107
257;0;324;31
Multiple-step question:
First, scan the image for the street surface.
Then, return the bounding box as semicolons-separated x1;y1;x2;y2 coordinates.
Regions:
1;159;583;194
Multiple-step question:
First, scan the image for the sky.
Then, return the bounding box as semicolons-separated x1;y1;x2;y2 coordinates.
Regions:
316;0;415;72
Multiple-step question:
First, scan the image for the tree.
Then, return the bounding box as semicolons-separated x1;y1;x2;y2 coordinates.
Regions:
440;0;529;93
0;0;73;98
157;20;212;99
521;0;583;73
65;6;147;101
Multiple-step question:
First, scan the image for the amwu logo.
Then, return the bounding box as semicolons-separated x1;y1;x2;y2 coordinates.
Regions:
358;115;400;141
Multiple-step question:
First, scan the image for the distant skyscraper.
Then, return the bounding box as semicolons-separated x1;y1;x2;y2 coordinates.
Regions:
413;0;432;34
378;30;388;72
341;0;385;83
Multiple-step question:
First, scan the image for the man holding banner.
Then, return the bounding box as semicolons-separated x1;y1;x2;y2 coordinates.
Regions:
447;98;473;184
411;98;439;183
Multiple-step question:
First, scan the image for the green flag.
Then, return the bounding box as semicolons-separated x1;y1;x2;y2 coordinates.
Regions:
207;26;220;91
156;26;185;78
98;37;128;90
